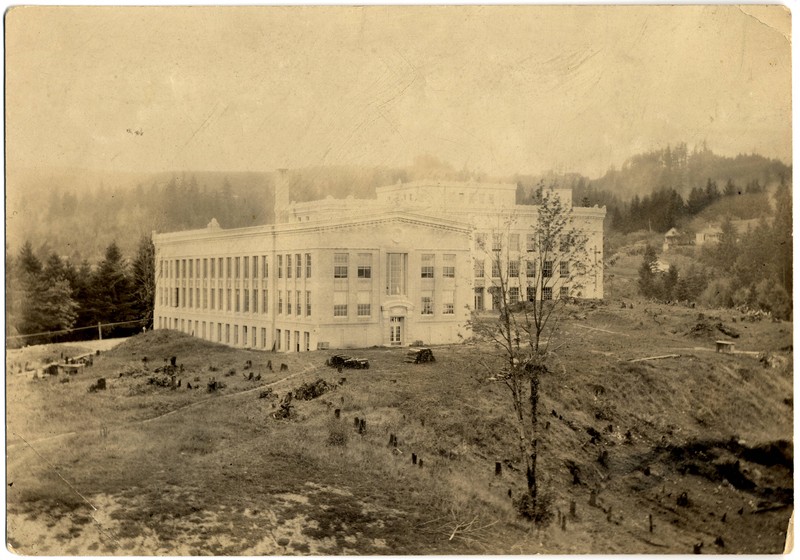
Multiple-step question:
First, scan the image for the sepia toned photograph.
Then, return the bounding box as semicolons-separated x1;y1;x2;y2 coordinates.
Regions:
5;4;793;555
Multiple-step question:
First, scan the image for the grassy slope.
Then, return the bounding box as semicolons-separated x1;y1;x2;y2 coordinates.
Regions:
6;300;793;554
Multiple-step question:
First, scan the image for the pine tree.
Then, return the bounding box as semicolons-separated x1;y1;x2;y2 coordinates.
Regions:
131;235;156;329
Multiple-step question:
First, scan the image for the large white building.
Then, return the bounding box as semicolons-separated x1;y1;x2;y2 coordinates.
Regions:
152;173;605;352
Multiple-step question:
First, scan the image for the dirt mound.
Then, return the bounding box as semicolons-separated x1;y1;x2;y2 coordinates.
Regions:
657;438;793;504
294;378;337;401
106;330;237;361
685;321;740;339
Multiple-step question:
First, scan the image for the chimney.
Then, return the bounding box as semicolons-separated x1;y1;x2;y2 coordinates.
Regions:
274;168;289;224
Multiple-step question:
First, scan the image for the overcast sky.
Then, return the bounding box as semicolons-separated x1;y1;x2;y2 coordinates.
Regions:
6;5;792;179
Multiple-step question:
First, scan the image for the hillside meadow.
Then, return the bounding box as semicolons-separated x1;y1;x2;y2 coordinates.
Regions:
6;299;792;554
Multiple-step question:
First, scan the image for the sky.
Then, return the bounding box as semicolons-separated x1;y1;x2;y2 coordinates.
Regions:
5;5;792;180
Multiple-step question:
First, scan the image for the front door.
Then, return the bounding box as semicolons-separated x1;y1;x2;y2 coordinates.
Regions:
389;317;403;346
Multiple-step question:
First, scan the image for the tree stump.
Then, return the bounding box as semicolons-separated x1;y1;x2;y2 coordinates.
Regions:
334;408;341;419
418;458;423;468
589;489;597;507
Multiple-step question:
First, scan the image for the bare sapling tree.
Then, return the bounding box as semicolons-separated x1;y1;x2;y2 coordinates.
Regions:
470;185;593;521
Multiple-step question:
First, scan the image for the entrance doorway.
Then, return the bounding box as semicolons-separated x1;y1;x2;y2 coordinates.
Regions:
389;317;403;346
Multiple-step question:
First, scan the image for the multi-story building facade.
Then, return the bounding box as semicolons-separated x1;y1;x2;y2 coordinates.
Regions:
152;173;605;351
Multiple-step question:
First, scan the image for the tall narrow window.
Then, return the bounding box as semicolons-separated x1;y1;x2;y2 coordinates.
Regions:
262;256;268;278
262;290;268;313
474;259;485;278
357;291;371;316
278;291;283;314
526;260;536;277
387;253;407;295
334;253;348;278
296;291;301;316
560;261;570;278
442;254;455;278
243;256;248;278
296;254;302;278
286;254;292;278
305;253;311;278
543;261;553;278
357;253;372;279
333;291;348;317
442;291;455;315
421;254;434;278
526;234;536;252
509;234;520;251
277;255;283;278
421;292;434;315
252;256;258;278
306;291;311;316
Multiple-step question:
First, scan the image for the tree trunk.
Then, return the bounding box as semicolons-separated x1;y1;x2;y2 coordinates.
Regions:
526;366;543;519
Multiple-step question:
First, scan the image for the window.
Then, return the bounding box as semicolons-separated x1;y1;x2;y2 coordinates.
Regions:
278;291;283;314
474;259;484;278
276;329;281;350
218;288;222;310
492;234;502;252
560;286;570;299
543;287;553;300
306;291;311;316
286;254;292;278
296;254;302;278
225;289;231;311
235;257;240;279
357;291;371;316
252;256;258;278
218;258;223;279
262;290;268;313
277;255;283;279
560;261;570;278
304;332;310;352
560;236;570;253
527;287;536;302
287;292;292;314
442;254;455;278
296;291;301;316
243;290;249;312
491;260;501;278
421;293;434;315
262;256;268;278
189;259;193;278
509;287;520;304
225;324;230;343
203;258;207;279
387;253;407;295
235;289;240;312
334;253;348;278
286;331;291;352
357;253;372;279
261;328;267;348
543;261;553;278
421;254;434;278
333;291;347;317
526;234;536;252
475;233;487;250
243;256;248;279
526;260;536;277
443;291;455;314
510;234;520;251
252;289;257;312
305;253;311;278
226;257;231;278
189;288;193;308
210;258;215;278
508;261;519;277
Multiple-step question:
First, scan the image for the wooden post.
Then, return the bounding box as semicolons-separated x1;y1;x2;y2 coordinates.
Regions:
561;513;567;531
495;462;502;476
354;417;360;428
589;489;597;507
418;458;423;468
334;408;340;419
649;513;653;533
98;322;102;340
412;453;417;465
570;500;576;519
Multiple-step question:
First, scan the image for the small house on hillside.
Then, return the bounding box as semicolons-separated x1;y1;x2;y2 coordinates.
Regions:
662;228;681;252
695;226;722;246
